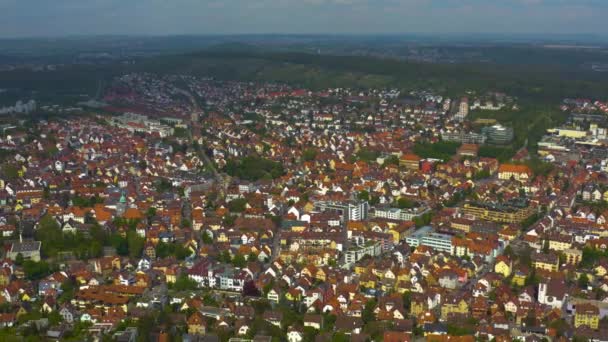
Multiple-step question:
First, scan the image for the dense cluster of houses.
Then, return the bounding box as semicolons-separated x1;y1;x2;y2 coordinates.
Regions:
0;75;607;341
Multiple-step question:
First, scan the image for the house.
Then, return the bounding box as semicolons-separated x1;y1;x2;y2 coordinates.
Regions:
0;268;11;286
494;256;512;278
538;278;567;310
574;303;600;329
438;270;458;290
235;319;251;336
498;164;532;182
564;248;583;265
59;306;75;323
303;314;323;330
287;326;304;342
532;252;559;272
0;313;16;328
399;154;421;171
440;295;469;321
335;316;363;335
383;331;411;342
267;288;280;304
7;240;41;262
263;311;283;327
187;312;206;335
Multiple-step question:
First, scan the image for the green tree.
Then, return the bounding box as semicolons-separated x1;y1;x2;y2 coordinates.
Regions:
15;253;23;266
201;231;213;244
23;260;52;280
396;197;415;209
362;299;377;324
170;275;198;291
357;190;370;202
232;254;247;268
578;274;590;289
127;231;145;258
227;198;248;213
302;148;318;162
1;164;20;180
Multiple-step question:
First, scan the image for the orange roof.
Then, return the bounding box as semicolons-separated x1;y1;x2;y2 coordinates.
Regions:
123;208;143;220
401;154;421;161
498;164;532;174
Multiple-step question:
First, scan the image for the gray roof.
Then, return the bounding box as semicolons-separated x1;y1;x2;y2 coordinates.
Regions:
10;241;41;253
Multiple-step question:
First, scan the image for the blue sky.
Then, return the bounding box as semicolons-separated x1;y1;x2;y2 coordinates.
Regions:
0;0;607;38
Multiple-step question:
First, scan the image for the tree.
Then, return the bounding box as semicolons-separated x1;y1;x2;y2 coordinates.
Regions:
1;164;20;180
357;190;370;202
224;156;285;181
15;253;23;266
127;231;145;259
396;197;415;209
578;274;590;289
302;148;318;162
23;260;52;280
332;332;349;342
146;207;157;221
232;254;246;268
362;299;377;324
201;231;213;244
504;245;514;259
227;198;248;213
248;252;258;261
170;275;198;291
402;292;412;311
218;250;232;263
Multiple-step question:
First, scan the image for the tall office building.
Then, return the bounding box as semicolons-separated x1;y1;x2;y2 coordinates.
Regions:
455;97;469;121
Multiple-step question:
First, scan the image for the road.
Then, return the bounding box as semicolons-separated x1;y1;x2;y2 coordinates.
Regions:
176;86;228;197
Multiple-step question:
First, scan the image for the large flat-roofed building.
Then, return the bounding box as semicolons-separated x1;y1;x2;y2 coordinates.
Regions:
482;124;514;145
405;226;453;253
314;201;369;222
371;205;430;221
441;131;487;145
462;200;536;224
345;241;382;264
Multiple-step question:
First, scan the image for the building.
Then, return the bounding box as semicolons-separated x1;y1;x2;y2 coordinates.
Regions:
405;226;453;253
457;144;479;157
494;256;512;278
548;127;588;139
441;131;487;145
345;241;382;264
498;164;533;182
462;200;535;224
564;248;583;265
314;201;369;222
399;154;421;171
450;218;474;233
455;97;469;121
110;113;174;138
574;303;600;329
532;252;559;272
7;240;41;262
482;124;514;145
371;206;430;222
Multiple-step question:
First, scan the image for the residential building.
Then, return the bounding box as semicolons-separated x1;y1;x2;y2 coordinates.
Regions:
574;303;600;329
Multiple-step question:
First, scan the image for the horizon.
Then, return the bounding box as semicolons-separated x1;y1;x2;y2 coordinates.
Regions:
1;0;607;39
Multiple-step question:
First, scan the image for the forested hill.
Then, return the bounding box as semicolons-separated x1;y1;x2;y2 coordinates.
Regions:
140;46;608;102
1;44;608;104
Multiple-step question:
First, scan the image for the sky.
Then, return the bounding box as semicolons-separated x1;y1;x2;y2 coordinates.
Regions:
0;0;607;38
